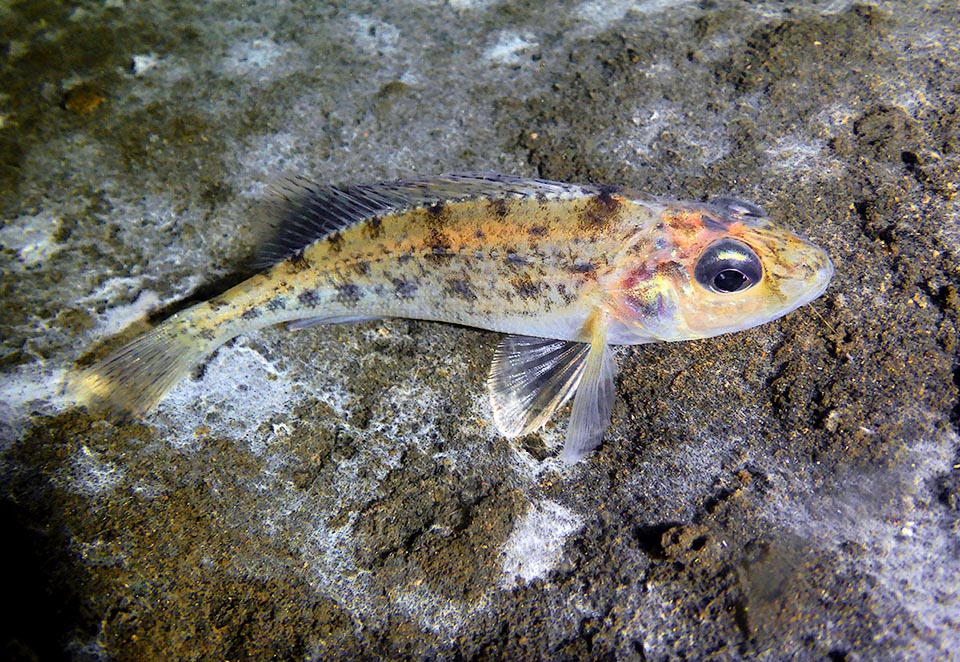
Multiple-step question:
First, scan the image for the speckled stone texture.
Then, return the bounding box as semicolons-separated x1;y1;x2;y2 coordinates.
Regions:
1;1;957;660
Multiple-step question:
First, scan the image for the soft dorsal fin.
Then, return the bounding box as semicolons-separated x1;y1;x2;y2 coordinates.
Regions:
256;172;607;267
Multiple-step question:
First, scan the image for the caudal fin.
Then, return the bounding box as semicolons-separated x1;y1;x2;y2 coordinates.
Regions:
69;313;217;418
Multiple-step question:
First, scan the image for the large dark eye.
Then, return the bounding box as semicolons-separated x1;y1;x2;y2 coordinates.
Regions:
694;239;763;294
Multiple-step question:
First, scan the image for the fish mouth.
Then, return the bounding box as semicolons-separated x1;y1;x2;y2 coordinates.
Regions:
782;248;834;313
805;249;834;297
808;249;835;300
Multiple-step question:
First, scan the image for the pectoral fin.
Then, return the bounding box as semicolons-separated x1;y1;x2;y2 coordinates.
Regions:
487;335;591;438
487;321;618;463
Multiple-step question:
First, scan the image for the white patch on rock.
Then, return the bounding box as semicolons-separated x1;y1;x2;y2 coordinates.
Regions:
155;340;305;452
131;53;160;76
0;365;67;450
483;32;539;65
501;499;583;584
221;37;306;82
65;445;125;497
392;585;490;636
768;426;960;655
448;0;498;10
78;288;162;338
347;16;401;56
764;135;843;178
574;0;692;31
0;210;62;266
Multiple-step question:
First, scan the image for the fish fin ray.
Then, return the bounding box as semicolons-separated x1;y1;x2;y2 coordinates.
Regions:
68;309;224;418
256;173;607;267
487;334;591;438
561;331;617;464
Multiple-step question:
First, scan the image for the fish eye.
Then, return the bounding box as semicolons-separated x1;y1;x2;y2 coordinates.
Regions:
694;239;763;294
712;269;748;292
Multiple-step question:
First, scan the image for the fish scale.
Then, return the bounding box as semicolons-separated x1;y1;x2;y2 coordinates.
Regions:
69;172;833;463
242;195;637;339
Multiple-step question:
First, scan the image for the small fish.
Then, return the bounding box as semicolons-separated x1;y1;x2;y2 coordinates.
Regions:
69;173;833;462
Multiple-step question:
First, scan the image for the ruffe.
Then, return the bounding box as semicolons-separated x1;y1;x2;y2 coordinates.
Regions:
70;173;834;463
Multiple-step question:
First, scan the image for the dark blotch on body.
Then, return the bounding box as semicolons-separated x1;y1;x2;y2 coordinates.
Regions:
352;260;370;276
569;259;596;274
240;307;261;321
426;201;446;224
556;283;576;305
298;290;321;307
266;297;287;312
425;229;454;258
327;232;344;253
363;215;384;239
580;186;623;231
488;198;509;220
208;296;229;312
393;278;418;299
286;251;312;273
527;224;549;237
510;274;541;300
446;277;477;301
335;283;363;304
506;252;527;267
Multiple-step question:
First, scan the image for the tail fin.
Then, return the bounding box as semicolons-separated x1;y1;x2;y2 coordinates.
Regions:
69;312;218;418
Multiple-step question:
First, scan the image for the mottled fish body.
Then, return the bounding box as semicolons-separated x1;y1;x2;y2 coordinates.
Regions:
70;173;833;462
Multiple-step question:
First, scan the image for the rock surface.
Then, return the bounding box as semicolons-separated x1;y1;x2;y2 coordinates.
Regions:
1;1;958;660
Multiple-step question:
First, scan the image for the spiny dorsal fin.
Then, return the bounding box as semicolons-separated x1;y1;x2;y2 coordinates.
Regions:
256;172;609;267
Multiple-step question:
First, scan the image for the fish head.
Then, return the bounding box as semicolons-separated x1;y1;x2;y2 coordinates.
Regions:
608;197;834;343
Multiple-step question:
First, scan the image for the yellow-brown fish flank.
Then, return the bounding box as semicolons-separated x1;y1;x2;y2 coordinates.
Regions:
69;173;833;464
579;188;625;233
270;191;634;325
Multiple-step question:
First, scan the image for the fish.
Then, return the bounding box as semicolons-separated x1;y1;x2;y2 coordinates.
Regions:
69;172;834;463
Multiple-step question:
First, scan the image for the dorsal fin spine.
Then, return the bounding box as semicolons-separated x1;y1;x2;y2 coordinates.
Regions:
255;172;604;268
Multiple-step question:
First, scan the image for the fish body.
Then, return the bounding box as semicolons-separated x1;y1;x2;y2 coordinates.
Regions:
70;173;833;462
